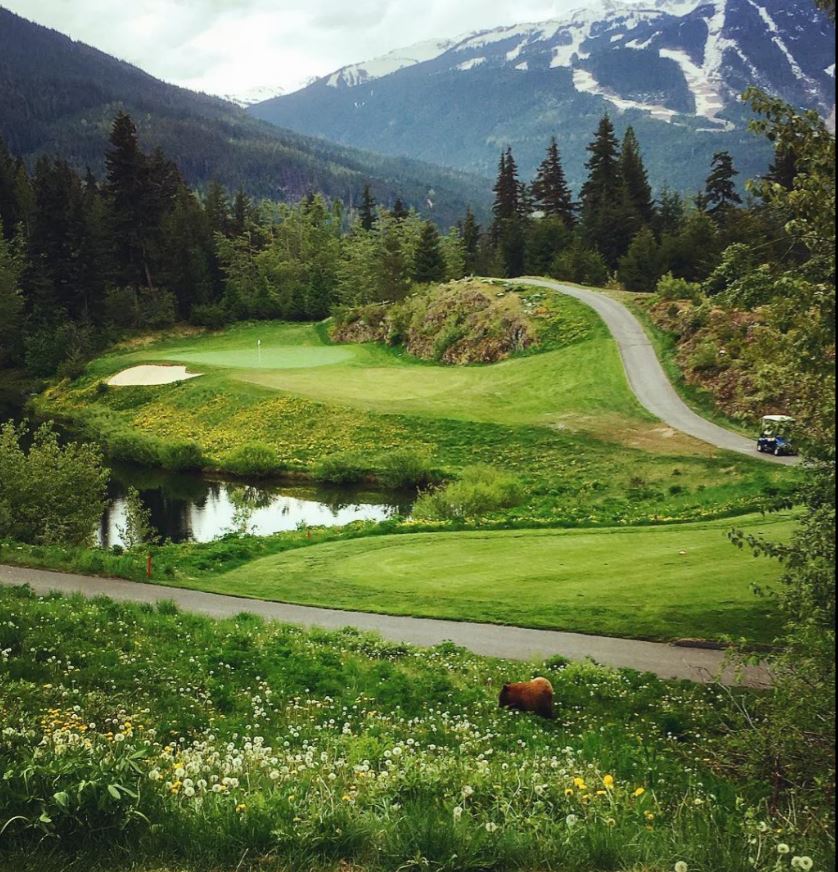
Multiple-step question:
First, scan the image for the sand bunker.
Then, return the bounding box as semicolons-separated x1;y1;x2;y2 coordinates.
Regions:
108;365;202;387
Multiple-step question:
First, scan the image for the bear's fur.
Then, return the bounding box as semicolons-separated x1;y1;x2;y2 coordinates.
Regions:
498;677;555;719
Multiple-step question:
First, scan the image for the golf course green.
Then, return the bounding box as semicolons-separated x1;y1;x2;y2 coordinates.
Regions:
184;513;792;643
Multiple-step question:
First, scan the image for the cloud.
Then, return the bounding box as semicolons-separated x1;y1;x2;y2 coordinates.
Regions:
2;0;615;96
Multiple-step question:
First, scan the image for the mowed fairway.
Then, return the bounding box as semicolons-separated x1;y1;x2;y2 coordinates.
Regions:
99;306;660;436
191;514;792;644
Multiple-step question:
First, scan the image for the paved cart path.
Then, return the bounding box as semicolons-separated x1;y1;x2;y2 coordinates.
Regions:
510;278;798;465
0;565;769;687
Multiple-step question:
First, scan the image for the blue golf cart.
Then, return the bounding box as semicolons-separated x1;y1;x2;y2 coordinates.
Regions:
757;415;796;456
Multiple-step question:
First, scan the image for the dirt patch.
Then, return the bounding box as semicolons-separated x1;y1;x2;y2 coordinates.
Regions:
549;414;716;456
108;365;202;387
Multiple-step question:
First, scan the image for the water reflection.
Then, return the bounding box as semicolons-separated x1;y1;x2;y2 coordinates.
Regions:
100;463;414;548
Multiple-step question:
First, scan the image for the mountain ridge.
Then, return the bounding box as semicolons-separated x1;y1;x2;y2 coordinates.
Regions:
250;0;835;191
0;7;490;224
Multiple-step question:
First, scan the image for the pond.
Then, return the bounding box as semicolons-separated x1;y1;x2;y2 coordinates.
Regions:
100;463;414;549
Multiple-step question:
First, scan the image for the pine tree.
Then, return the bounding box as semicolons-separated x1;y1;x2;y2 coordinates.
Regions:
392;198;409;221
204;181;231;236
413;221;446;283
231;188;253;236
618;227;663;291
531;137;574;226
375;218;410;301
655;186;685;237
105;112;153;287
492;148;521;227
580;115;634;267
0;221;24;365
0;137;21;240
620;127;654;225
359;184;377;231
492;148;526;276
702;151;742;219
460;208;481;274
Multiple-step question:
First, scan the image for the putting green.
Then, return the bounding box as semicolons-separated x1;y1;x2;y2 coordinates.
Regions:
167;346;357;370
192;513;793;643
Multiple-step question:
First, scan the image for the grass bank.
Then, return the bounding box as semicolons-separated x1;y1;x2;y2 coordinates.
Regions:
0;586;830;871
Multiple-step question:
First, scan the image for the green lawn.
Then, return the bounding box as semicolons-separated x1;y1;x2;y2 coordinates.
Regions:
185;513;791;644
95;303;653;434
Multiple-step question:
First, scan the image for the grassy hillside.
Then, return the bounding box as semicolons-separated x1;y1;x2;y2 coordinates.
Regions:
0;8;489;224
0;586;830;872
34;291;798;526
193;513;793;644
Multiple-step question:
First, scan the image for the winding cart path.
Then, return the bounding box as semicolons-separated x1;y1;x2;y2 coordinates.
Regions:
511;278;798;465
0;565;770;687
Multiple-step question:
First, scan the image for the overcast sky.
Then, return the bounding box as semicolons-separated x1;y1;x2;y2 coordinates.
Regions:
3;0;604;98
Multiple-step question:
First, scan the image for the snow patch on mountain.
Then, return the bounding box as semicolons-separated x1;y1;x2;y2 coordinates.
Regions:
224;85;285;107
659;48;732;129
326;37;455;88
743;0;820;94
572;68;679;121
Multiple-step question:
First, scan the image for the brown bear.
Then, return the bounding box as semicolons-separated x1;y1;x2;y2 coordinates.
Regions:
498;677;556;719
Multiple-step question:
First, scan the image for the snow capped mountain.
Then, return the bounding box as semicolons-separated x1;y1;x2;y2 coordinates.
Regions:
307;0;833;129
223;85;285;108
249;0;835;193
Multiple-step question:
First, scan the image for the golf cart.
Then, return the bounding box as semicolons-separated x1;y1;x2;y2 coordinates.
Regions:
757;415;796;456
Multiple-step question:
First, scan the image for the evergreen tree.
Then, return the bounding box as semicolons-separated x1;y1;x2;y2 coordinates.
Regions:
618;227;663;291
492;148;526;277
580;115;635;267
525;217;572;276
392;198;409;221
376;218;410;301
766;145;798;191
204;181;231;237
702;151;742;219
531;137;574;226
158;186;214;318
460;208;481;274
413;221;446;283
0;138;22;240
655;186;686;237
231;188;254;237
104;112;153;287
359;184;377;231
492;148;521;228
0;222;24;365
620;127;654;225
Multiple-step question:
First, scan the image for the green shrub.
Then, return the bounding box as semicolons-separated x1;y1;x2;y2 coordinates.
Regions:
689;341;721;374
159;441;203;471
377;449;440;489
313;451;371;485
413;465;525;521
0;421;109;546
656;272;703;303
225;443;285;477
105;431;163;467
